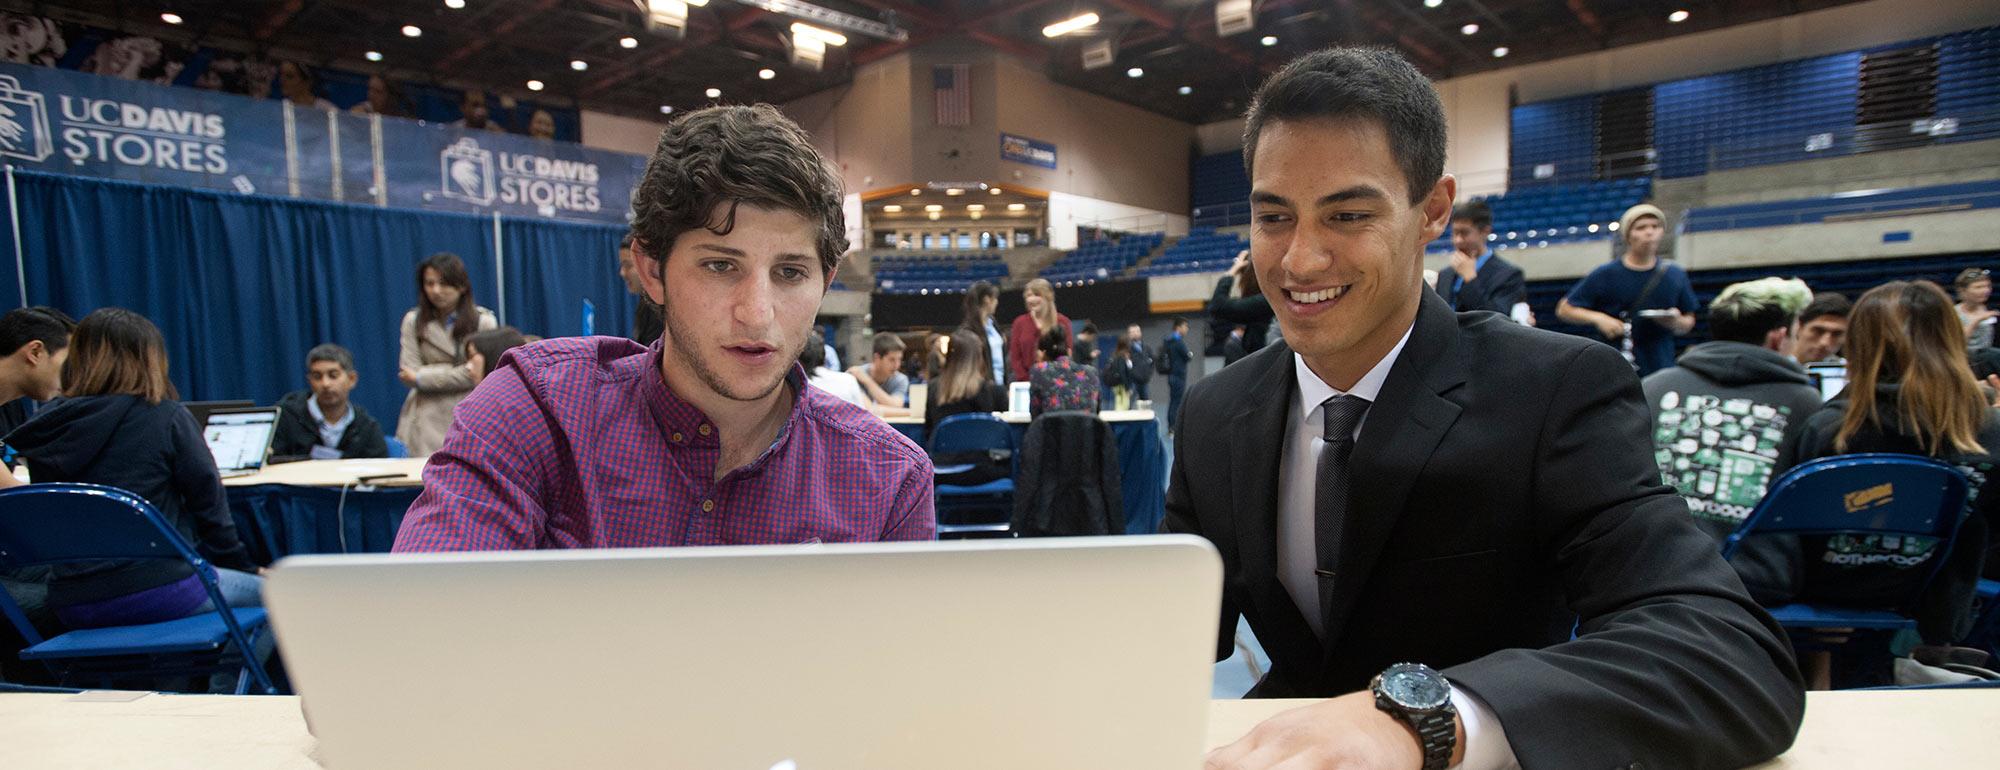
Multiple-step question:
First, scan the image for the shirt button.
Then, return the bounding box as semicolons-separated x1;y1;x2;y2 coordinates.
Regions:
671;432;684;443
698;424;713;437
701;499;715;513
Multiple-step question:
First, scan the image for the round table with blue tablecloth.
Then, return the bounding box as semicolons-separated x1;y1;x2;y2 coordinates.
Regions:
223;458;427;565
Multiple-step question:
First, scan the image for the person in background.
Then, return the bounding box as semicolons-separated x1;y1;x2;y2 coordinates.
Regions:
1029;327;1099;417
801;331;869;409
451;89;505;133
1790;292;1851;364
1160;317;1193;430
820;324;841;372
618;234;665;346
961;281;1006;384
1125;322;1155;402
1008;278;1072;383
1438;200;1527;317
1074;322;1101;370
1103;335;1135;411
1222;326;1250;366
1953;268;1994;352
1208;251;1274;359
1640;277;1821;604
1557;203;1699;377
527;109;557;140
1775;280;2000;685
925;328;1007;438
4;310;262;648
463;327;530;384
271;344;388;461
348;74;409;118
396;252;498;456
848;331;909;408
276;60;335;111
0;306;74;440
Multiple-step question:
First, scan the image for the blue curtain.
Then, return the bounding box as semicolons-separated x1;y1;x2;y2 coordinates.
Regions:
498;218;634;340
11;170;503;423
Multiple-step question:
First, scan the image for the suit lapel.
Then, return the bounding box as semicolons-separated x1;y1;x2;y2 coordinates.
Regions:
1318;291;1468;657
1228;348;1322;661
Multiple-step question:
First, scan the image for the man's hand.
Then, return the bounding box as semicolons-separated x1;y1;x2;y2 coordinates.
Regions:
1204;690;1451;770
1449;250;1479;282
1593;316;1626;340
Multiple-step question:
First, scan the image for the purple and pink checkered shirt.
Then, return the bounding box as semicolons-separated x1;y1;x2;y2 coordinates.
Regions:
393;337;935;552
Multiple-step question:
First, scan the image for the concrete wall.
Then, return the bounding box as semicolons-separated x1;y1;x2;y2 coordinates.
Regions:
992;54;1195;216
780;54;917;197
578;110;666;156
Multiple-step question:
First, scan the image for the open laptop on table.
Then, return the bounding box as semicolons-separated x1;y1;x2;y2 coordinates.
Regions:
202;406;279;478
266;536;1222;770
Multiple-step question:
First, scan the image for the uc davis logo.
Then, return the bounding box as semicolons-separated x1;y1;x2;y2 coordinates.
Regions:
440;137;494;206
0;75;53;162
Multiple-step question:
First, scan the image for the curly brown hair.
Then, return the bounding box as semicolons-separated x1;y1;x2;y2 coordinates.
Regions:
629;104;847;303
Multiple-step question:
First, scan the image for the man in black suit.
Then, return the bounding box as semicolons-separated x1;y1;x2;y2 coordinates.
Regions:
1436;200;1527;319
1172;48;1803;770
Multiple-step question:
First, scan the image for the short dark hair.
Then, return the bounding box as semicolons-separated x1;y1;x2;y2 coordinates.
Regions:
306;343;356;373
1037;327;1070;360
1800;292;1852;325
871;331;905;357
629;105;847;301
1079;322;1098;336
1171;316;1188;330
800;331;827;370
1243;46;1447;204
1453;200;1493;231
0;306;76;357
465;326;528;379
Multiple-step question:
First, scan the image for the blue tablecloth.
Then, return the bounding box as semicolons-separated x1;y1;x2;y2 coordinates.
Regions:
228;484;420;565
892;417;1168;534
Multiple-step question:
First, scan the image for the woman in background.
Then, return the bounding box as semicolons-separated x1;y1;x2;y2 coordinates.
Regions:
396;252;497;455
960;281;1005;384
1103;335;1135;411
925;329;1007;437
1008;279;1071;383
463;326;529;385
1029;327;1099;417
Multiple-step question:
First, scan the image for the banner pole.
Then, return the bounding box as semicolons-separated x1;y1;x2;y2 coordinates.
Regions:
6;164;24;308
493;211;506;326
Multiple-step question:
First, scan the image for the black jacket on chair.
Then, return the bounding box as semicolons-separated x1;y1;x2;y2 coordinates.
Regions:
1434;253;1526;314
1165;289;1804;770
1012;411;1122;536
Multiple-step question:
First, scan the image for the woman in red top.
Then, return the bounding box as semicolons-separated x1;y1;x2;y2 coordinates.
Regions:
1007;278;1072;382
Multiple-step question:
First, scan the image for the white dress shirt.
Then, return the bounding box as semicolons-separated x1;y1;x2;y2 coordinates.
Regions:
807;367;871;409
1275;324;1519;770
305;396;356;461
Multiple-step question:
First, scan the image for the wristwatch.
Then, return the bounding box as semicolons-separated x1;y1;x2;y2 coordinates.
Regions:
1371;662;1457;770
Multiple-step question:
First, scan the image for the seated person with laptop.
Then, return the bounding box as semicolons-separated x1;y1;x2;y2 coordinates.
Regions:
394;104;934;552
271;344;388;461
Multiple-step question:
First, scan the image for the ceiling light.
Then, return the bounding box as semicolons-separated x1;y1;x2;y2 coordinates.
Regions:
683;0;709;6
402;25;423;37
1008;203;1026;211
1126;67;1144;78
659;105;674;114
1492;46;1509;57
947;188;965;196
1461;23;1478;35
1178;85;1192;95
970;211;982;220
791;22;847;47
924;204;943;212
928;212;941;221
1260;35;1277;47
705;87;721;98
1042;12;1100;38
1607;221;1620;231
620;36;639;48
570;60;588;71
966;204;985;211
1425;0;1443;7
1669;10;1690;23
526;80;545;91
161;12;184;25
445;0;466;8
758;68;776;80
365;51;384;62
990;187;1003;195
883;205;903;213
909;188;921;196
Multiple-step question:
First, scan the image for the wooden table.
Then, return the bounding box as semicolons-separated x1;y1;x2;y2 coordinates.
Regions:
3;690;1992;768
222;458;429;488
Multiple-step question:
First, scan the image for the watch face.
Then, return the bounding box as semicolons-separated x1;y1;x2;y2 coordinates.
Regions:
1381;663;1450;710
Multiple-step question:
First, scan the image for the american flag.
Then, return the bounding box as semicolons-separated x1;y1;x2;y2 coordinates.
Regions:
934;64;970;126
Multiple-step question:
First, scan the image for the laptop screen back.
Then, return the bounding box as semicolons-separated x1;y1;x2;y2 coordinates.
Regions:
1806;362;1847;402
204;408;278;474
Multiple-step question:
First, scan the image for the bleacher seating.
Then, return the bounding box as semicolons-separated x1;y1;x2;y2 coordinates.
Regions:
1040;232;1164;286
1682;178;2000;233
1427;178;1653;254
873;253;1008;295
1137;228;1249;278
1191;151;1253;228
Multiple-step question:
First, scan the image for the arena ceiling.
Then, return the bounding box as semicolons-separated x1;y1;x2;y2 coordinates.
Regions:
14;0;1871;124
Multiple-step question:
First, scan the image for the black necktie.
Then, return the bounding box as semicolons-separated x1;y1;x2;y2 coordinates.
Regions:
1314;395;1372;624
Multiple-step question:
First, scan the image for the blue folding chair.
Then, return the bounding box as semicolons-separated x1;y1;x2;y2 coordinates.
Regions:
1722;454;1972;637
384;436;409;459
927;413;1016;539
0;484;278;694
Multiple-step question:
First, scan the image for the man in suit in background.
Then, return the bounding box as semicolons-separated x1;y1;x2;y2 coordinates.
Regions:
1125;323;1154;402
1159;317;1193;432
1436;201;1527;320
1170;47;1803;770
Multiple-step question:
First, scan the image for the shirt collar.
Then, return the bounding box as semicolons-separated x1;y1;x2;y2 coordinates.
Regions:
1474;248;1494;273
1293;322;1415;411
304;395;355;431
641;339;807;454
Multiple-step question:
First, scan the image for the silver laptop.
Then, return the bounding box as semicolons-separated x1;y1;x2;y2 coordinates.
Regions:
202;406;279;478
266;536;1223;770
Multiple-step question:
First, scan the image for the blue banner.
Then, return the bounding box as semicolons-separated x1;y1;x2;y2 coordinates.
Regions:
0;62;644;225
1001;132;1057;170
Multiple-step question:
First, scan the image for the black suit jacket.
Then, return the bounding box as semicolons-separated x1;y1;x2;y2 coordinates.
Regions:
1435;253;1526;314
1165;290;1803;769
